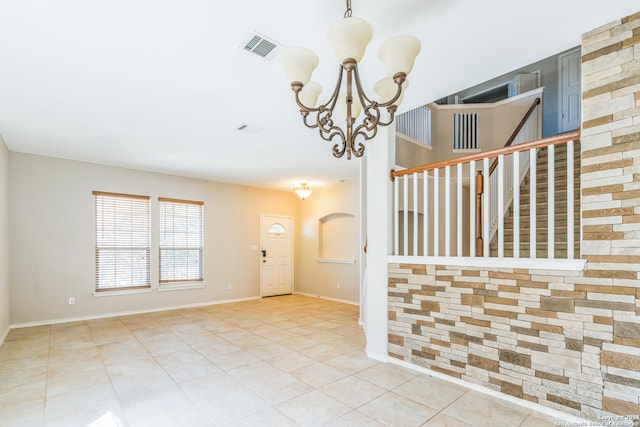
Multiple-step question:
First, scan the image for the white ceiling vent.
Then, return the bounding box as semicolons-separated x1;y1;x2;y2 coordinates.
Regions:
241;32;283;61
236;123;264;134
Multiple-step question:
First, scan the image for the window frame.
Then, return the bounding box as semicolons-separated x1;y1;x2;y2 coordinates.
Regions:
158;197;204;287
93;191;151;293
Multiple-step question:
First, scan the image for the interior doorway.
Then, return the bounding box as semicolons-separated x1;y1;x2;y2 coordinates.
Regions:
259;214;294;297
559;48;581;133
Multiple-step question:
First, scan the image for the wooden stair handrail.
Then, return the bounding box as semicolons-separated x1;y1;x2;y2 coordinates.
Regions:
488;97;541;175
390;129;580;180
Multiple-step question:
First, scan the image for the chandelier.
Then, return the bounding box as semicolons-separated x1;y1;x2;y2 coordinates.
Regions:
279;0;420;159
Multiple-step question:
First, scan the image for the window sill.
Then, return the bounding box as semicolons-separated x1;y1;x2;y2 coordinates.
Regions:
158;283;205;292
93;288;153;297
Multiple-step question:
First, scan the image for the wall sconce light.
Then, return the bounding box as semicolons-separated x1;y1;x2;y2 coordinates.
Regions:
295;183;312;200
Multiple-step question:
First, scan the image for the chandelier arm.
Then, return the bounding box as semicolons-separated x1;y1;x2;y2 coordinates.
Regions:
377;74;407;108
376;107;398;127
323;64;345;113
302;113;320;129
351;65;376;107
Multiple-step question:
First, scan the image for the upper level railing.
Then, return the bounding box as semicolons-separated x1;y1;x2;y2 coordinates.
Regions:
389;130;580;260
396;106;431;146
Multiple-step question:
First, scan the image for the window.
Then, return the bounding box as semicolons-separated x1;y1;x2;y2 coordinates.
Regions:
158;198;204;284
94;192;151;292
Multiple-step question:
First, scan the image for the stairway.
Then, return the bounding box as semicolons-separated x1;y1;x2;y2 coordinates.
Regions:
489;142;581;258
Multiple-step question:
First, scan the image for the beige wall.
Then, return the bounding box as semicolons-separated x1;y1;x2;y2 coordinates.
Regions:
296;180;360;303
0;137;9;342
9;153;300;324
428;89;543;165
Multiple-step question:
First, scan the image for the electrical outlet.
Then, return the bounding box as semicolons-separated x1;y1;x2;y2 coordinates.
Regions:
337;283;341;289
227;283;232;290
68;297;75;305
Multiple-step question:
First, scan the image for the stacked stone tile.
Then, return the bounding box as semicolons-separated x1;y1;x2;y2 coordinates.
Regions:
388;11;640;421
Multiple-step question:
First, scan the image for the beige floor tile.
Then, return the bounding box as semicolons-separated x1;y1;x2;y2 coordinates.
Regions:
228;334;273;350
277;390;352;427
197;340;242;359
355;363;418;390
0;365;47;394
228;360;285;385
46;366;111;397
292;361;349;388
392;376;467;411
159;354;222;383
245;372;314;404
267;351;317;373
279;335;321;351
324;410;386;427
442;391;531;427
325;351;378;374
0;401;45;426
106;357;175;400
0;295;578;427
421;412;473;427
97;339;149;365
227;407;299;427
520;412;563;426
321;375;387;409
43;383;125;427
208;349;260;371
119;384;212;427
357;392;438;427
0;352;49;375
246;341;293;360
181;372;270;424
0;379;46;413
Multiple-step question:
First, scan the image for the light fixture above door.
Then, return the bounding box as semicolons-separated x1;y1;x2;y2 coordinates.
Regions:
294;183;312;200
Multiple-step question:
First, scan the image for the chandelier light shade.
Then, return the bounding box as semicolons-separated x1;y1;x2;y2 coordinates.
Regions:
294;183;312;200
279;0;420;159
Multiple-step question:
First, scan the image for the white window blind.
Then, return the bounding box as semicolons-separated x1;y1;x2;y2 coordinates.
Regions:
158;198;204;284
94;192;151;292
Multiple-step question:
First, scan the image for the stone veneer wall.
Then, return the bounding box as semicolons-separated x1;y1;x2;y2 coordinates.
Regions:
388;12;640;421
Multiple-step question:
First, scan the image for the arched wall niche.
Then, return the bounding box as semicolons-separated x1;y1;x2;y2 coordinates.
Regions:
318;212;356;262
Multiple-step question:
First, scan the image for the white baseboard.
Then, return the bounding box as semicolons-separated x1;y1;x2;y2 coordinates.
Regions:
0;324;9;347
389;358;590;424
9;296;261;329
294;291;358;306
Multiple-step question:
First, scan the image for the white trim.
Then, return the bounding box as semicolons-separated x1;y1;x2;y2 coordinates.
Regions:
294;291;358;306
0;325;9;347
429;87;544;110
389;358;590;425
316;258;356;264
388;255;586;271
366;349;389;363
9;296;261;329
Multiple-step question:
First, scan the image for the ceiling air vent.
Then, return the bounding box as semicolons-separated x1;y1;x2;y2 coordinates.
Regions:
241;32;283;61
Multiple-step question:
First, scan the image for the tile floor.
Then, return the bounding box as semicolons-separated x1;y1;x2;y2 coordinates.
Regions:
0;295;564;426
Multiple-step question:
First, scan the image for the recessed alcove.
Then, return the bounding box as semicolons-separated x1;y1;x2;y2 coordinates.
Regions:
318;212;356;263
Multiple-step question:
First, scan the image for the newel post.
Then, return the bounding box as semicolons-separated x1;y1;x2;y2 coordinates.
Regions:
475;170;484;256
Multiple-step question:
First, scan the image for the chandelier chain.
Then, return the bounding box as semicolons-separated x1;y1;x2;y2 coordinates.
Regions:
344;0;352;18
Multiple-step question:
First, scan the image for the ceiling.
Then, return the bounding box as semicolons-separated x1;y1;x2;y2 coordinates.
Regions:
0;1;636;192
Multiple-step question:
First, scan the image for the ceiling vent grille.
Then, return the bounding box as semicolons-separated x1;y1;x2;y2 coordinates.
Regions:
241;32;283;61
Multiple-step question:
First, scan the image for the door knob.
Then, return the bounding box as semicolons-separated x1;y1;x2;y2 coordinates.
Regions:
261;250;267;257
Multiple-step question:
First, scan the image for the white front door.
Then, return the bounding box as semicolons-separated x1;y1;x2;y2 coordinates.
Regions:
559;48;581;133
260;215;293;297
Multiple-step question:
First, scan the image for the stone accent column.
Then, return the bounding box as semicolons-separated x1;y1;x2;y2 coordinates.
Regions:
580;12;640;417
